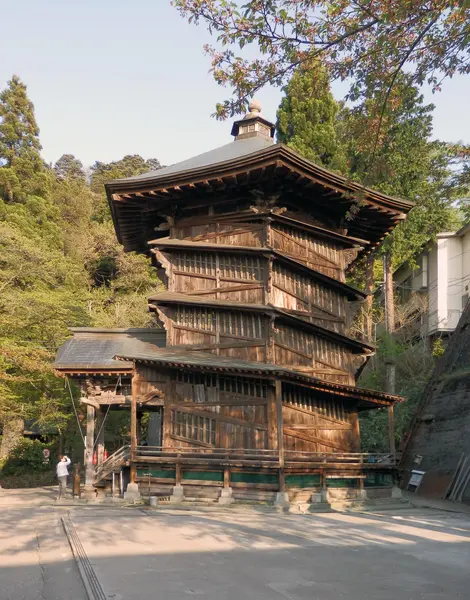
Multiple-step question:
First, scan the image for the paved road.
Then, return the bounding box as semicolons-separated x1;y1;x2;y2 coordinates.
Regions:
72;507;470;600
0;504;87;600
1;493;470;600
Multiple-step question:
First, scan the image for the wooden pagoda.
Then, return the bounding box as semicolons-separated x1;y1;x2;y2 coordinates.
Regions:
55;102;413;506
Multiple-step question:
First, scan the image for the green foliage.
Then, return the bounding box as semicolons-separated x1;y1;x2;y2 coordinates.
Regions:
90;155;161;222
1;439;54;476
0;75;47;200
276;62;347;173
432;339;446;358
174;2;470;120
0;77;162;463
359;336;435;452
54;154;86;181
339;75;462;266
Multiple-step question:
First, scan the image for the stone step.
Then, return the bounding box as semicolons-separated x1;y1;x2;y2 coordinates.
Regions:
330;498;411;512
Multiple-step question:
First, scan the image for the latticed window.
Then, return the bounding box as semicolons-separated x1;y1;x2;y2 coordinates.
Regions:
174;252;217;276
219;376;267;398
176;306;216;330
219;254;263;281
176;306;263;339
219;311;263;338
283;383;347;422
171;410;216;445
175;372;217;387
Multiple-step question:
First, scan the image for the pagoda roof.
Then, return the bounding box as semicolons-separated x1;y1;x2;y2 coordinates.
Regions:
148;291;374;354
106;136;413;254
113;347;402;409
150;239;367;301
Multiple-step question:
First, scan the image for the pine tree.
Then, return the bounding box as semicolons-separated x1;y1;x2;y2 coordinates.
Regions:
54;154;86;181
0;75;46;200
276;62;347;172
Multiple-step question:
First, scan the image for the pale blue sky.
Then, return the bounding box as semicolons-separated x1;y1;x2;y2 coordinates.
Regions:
1;0;469;168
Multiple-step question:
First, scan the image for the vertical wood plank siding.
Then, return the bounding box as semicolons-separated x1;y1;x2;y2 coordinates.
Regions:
271;263;347;333
169;372;269;449
173;222;264;247
271;223;344;281
282;383;356;452
172;251;265;303
273;324;354;384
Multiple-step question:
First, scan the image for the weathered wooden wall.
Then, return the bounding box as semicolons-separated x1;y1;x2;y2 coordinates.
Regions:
282;384;359;452
132;367;360;454
270;223;345;280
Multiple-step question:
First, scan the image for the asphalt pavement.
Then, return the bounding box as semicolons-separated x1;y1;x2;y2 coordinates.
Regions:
1;488;470;600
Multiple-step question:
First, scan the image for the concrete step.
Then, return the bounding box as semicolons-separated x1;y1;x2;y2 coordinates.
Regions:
330;497;411;512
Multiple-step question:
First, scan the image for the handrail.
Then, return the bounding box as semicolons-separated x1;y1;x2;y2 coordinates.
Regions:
134;446;398;464
94;445;130;483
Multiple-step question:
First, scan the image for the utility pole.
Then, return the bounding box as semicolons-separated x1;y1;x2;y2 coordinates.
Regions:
383;252;396;455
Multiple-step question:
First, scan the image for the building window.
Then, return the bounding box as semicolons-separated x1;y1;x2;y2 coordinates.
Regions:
171;410;216;445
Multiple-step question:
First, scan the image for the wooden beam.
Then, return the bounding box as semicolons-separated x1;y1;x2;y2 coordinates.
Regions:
84;404;95;488
276;380;285;491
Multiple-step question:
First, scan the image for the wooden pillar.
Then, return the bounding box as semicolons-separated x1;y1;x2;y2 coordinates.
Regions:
266;381;279;450
351;411;361;452
276;380;285;492
130;394;137;485
388;405;396;456
175;461;182;486
84;404;95;489
137;411;143;446
163;375;174;448
97;407;105;465
223;466;231;489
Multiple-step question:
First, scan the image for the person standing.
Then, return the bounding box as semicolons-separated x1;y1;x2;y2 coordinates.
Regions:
56;455;71;500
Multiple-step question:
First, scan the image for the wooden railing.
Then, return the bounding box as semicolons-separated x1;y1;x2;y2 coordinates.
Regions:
93;445;130;484
135;446;398;466
93;445;399;483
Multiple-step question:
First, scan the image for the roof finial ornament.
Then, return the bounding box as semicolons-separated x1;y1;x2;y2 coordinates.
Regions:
245;99;262;119
231;98;275;141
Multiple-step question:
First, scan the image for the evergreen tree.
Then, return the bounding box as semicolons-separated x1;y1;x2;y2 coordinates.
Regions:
0;75;47;200
54;154;86;181
341;75;461;267
276;62;346;172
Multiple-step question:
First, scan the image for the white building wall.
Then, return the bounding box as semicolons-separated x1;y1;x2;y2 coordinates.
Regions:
445;236;464;331
462;229;470;307
427;243;439;334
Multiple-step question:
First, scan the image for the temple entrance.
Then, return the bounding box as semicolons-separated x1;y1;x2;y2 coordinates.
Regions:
143;407;163;448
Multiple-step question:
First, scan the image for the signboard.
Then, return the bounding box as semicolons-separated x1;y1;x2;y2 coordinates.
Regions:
42;448;50;459
407;469;425;492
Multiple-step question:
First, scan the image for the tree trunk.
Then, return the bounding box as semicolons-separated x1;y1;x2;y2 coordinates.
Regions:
0;417;24;460
384;252;395;336
364;255;375;343
383;251;397;455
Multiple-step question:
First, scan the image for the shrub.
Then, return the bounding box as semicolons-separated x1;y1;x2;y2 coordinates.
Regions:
0;471;56;489
0;439;55;476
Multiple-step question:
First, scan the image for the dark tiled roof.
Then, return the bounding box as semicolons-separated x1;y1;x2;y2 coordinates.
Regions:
108;137;273;184
114;347;403;406
54;328;166;370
